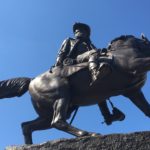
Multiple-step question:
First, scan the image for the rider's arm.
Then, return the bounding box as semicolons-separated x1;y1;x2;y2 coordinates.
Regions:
55;38;70;66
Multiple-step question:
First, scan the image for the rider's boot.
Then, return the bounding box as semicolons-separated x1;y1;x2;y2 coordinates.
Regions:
89;54;111;85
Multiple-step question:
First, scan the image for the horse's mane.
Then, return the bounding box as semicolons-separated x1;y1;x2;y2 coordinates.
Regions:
110;35;135;44
107;34;150;54
107;35;148;51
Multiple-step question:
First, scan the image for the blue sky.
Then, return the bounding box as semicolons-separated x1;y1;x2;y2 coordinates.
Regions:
0;0;150;149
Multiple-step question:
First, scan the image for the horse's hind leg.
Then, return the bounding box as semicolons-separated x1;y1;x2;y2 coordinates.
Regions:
21;95;54;144
21;116;52;144
124;89;150;117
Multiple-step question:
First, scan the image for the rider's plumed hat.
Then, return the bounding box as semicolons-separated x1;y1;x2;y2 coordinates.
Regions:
73;22;91;36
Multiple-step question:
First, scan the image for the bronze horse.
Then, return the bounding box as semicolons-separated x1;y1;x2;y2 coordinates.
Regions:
0;35;150;144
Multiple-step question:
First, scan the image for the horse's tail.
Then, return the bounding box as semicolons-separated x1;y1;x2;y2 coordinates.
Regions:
0;77;32;99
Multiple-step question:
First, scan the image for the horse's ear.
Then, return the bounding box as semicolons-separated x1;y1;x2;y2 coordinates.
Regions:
107;43;111;49
141;33;149;42
141;33;146;39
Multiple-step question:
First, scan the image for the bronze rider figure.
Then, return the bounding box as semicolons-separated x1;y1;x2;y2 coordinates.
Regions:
55;22;125;125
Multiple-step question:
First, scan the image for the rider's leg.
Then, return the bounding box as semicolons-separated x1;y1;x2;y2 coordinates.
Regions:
76;49;97;63
88;52;111;84
98;101;125;125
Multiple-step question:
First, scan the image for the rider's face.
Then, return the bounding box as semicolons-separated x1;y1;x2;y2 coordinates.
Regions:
74;29;89;39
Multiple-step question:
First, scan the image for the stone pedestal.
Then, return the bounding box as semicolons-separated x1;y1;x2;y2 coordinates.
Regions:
6;131;150;150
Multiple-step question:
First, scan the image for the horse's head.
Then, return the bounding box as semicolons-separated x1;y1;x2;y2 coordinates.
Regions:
135;35;150;57
109;35;150;57
108;35;150;74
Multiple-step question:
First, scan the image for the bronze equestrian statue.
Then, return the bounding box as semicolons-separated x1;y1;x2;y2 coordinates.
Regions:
0;32;150;144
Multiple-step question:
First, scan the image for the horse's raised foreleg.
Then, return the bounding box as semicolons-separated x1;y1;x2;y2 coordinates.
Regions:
124;89;150;117
98;101;112;125
98;101;125;125
21;116;52;144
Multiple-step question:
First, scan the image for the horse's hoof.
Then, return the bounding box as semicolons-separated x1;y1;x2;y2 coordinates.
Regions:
89;132;101;137
78;131;101;137
77;131;89;136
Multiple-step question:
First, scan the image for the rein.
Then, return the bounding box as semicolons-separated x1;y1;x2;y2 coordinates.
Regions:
108;44;135;52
